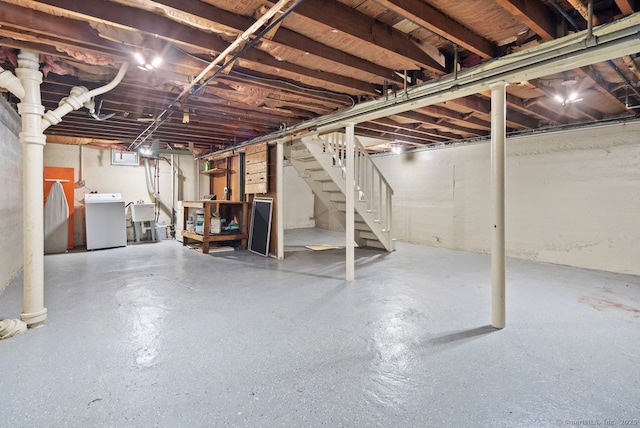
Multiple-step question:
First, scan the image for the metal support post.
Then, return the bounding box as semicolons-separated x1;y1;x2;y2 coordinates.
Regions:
490;81;507;329
346;124;355;281
276;141;285;260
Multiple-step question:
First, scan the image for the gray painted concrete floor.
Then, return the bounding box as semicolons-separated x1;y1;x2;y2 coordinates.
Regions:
1;228;639;428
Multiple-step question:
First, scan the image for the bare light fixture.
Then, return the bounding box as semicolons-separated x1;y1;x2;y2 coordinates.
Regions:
554;78;583;105
389;142;403;154
139;146;152;156
134;48;162;71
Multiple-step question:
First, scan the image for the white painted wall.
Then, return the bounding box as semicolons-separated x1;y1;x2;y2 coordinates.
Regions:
371;121;640;275
0;97;23;294
283;164;315;229
43;144;201;246
43;145;313;244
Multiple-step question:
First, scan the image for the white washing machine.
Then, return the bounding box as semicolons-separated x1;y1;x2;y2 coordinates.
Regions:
85;193;127;250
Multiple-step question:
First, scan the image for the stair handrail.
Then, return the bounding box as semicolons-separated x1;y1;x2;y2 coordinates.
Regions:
321;132;394;195
322;132;394;246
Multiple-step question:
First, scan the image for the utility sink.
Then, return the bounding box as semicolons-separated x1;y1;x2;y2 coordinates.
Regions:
129;203;155;222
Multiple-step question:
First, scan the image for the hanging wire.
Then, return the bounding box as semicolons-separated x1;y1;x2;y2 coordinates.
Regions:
172;45;355;106
129;0;307;150
186;0;306;101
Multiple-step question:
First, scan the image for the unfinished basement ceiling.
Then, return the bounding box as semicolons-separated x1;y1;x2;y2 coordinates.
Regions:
0;0;638;155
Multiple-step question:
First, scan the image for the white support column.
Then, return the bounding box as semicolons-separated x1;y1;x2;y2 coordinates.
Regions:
490;81;507;329
16;51;47;327
276;141;284;260
345;124;355;281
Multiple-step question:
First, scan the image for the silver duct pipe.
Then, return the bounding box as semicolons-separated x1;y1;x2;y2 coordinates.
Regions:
143;157;174;223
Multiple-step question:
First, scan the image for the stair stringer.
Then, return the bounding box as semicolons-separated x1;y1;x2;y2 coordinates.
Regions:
290;136;393;251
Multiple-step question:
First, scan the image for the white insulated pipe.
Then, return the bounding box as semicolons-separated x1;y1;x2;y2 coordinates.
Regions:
143;158;174;219
15;51;47;327
345;124;356;281
276;142;284;260
0;67;25;99
78;145;84;185
490;81;507;329
170;155;175;221
41;62;129;131
12;54;128;328
196;159;201;199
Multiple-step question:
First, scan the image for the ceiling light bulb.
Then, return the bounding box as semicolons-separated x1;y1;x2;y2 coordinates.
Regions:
554;94;565;103
568;92;578;101
134;52;145;65
151;56;162;68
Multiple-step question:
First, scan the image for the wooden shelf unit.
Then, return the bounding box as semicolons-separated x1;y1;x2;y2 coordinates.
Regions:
200;168;228;175
181;200;249;253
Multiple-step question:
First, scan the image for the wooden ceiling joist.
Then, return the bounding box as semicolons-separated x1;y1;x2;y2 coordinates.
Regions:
373;0;496;59
151;0;404;85
0;0;635;153
292;0;446;74
494;0;557;41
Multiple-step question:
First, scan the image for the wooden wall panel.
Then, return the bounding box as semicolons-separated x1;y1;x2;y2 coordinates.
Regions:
245;142;268;195
205;155;240;201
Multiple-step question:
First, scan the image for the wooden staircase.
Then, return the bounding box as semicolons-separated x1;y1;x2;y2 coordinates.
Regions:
284;132;395;251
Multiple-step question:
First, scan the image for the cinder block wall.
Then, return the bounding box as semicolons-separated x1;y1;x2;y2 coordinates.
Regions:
380;122;640;275
0;97;23;294
316;121;640;275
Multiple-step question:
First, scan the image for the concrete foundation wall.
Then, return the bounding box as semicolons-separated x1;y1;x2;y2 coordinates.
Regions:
370;121;640;275
43;144;200;246
284;165;315;229
0;97;22;294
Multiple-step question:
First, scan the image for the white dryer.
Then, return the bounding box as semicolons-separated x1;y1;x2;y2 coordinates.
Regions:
84;193;127;250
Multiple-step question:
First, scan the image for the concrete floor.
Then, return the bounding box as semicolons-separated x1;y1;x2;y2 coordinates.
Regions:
1;228;639;428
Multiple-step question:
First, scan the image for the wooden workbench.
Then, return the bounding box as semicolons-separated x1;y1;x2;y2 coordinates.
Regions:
181;200;249;253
